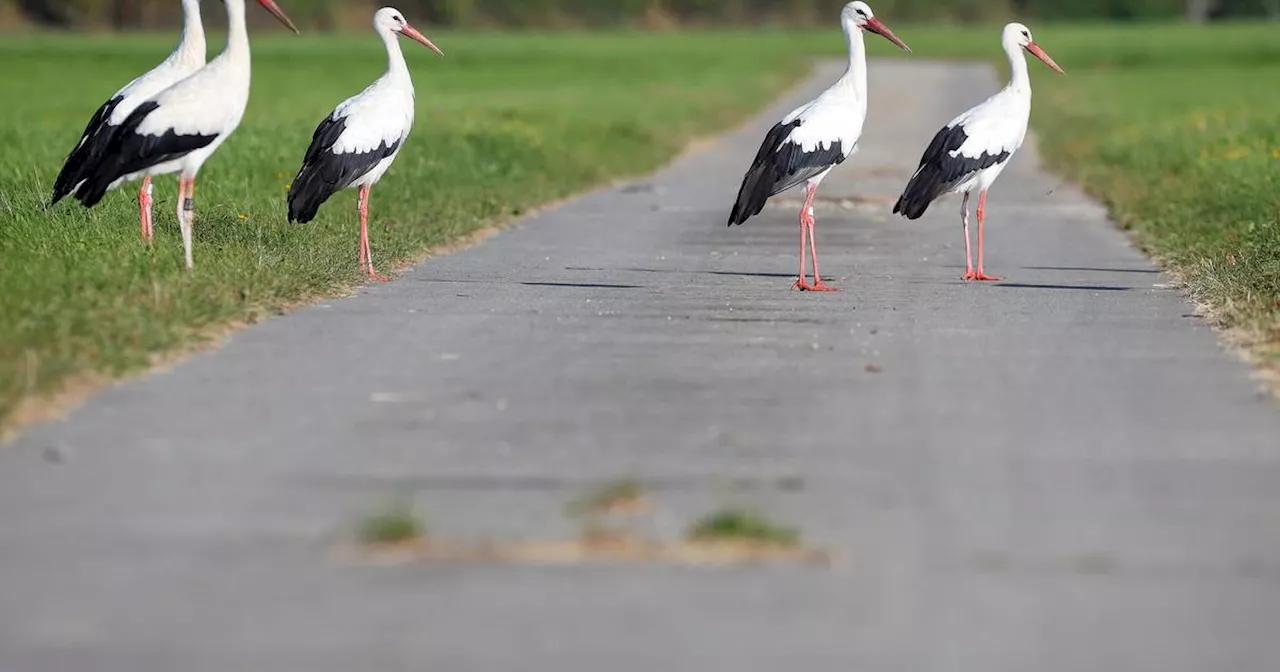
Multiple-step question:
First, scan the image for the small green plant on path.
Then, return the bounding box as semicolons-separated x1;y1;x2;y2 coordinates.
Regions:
686;507;800;547
358;498;425;546
566;477;648;517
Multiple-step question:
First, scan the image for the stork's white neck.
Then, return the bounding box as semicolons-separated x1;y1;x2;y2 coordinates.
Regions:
221;0;250;63
1004;37;1031;95
380;29;411;81
173;0;206;67
837;18;868;100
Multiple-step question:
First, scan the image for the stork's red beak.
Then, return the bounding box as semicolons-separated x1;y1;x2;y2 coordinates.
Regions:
866;17;911;53
256;0;299;34
1026;42;1064;74
400;22;444;56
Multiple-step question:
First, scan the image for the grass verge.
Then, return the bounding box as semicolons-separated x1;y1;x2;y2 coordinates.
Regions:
0;29;816;433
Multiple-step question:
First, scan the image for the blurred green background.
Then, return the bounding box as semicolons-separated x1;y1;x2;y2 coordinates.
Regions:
3;0;1278;31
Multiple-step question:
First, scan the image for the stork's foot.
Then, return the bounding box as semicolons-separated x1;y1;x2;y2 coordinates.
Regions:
365;269;392;283
793;278;838;292
963;270;1002;282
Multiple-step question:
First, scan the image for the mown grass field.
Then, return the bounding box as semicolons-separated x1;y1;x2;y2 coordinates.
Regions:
2;21;1278;432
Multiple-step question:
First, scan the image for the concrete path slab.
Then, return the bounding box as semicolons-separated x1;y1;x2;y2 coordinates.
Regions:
3;61;1279;671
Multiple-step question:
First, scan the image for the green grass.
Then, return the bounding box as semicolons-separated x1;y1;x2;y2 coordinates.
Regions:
0;29;815;429
357;498;425;545
686;507;800;547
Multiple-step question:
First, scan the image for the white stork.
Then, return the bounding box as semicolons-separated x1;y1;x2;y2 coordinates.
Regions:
892;22;1063;281
727;1;909;291
286;7;442;281
50;0;206;243
69;0;300;270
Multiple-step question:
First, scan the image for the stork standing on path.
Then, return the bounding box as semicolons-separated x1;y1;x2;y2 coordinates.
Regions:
892;22;1063;281
69;0;300;270
49;0;206;244
286;7;442;281
727;1;910;291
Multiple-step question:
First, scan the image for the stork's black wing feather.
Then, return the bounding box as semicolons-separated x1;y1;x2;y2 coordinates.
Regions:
286;114;401;224
50;95;123;205
71;101;218;208
727;118;846;226
892;124;1009;220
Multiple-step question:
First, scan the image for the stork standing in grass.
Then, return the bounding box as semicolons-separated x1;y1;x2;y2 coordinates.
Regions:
285;7;443;281
50;0;207;243
892;22;1063;281
727;1;910;291
69;0;300;270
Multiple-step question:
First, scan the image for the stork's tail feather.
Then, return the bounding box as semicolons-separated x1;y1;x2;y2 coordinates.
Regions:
727;164;771;227
51;184;76;208
51;155;89;206
892;192;932;220
52;99;121;206
892;170;940;220
286;166;334;224
71;163;118;209
53;131;116;205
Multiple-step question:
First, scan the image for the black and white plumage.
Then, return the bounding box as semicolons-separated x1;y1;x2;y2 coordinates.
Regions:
728;117;848;228
893;22;1063;282
286;7;443;281
728;1;909;292
68;0;299;270
49;0;206;243
286;117;402;225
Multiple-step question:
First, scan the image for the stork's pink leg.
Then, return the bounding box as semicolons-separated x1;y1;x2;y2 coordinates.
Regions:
960;192;977;280
358;185;389;282
138;175;154;244
789;184;836;292
794;213;811;291
970;189;1001;282
794;189;812;291
356;187;369;270
806;214;837;292
176;176;195;270
793;184;817;291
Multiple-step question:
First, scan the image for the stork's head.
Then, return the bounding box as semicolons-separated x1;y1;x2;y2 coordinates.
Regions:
842;2;911;53
1004;22;1063;74
375;7;444;55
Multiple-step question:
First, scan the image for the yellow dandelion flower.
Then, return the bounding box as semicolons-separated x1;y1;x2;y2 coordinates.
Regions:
1222;146;1250;160
238;213;247;220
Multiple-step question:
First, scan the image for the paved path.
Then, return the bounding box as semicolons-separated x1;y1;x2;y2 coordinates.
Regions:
3;62;1280;671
